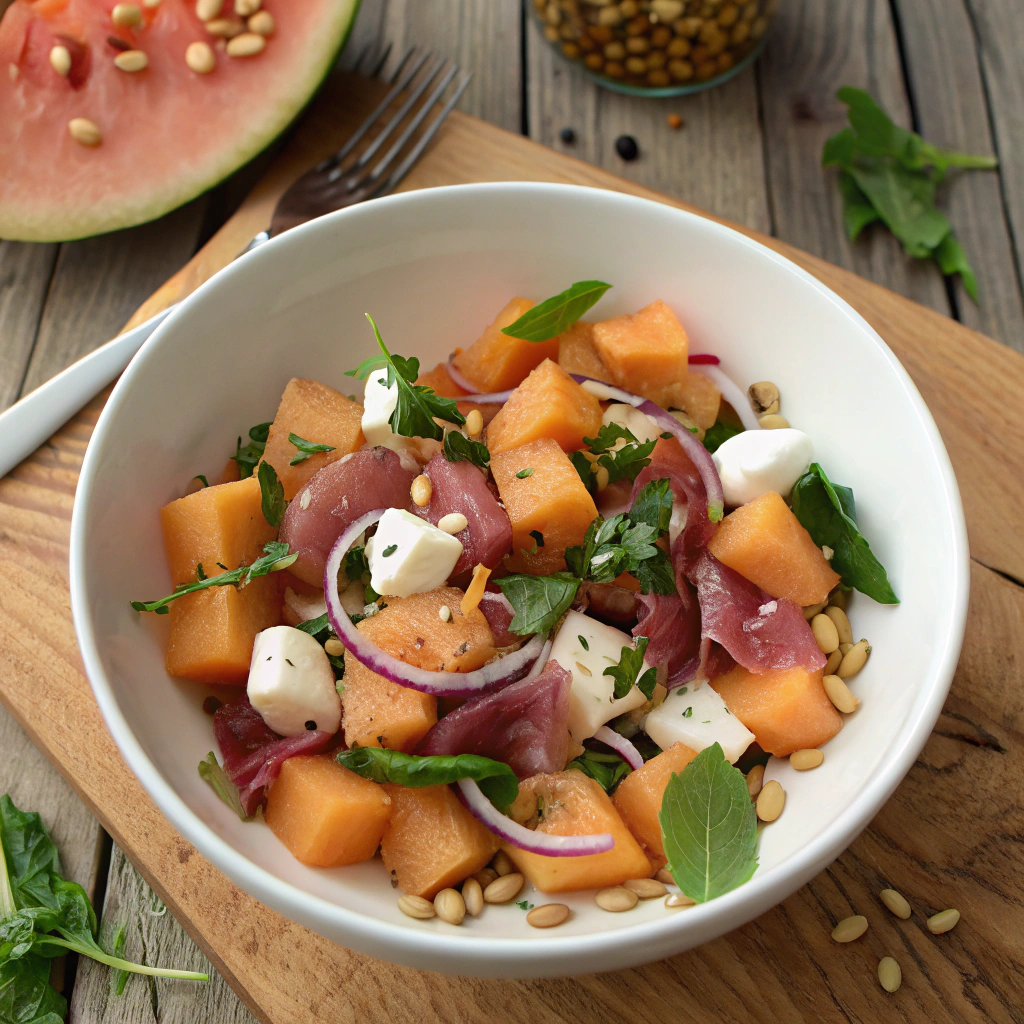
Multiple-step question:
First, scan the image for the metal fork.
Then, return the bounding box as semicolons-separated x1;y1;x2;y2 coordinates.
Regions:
0;49;471;480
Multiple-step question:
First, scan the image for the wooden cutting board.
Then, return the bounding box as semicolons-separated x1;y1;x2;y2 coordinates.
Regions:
1;73;1022;1024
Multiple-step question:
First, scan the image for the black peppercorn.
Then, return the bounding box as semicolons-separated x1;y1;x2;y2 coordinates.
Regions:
559;127;576;144
615;134;639;161
305;720;317;731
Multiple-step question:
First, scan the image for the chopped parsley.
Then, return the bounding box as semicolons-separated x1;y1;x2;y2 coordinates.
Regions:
257;460;285;527
382;544;398;558
604;635;658;700
578;635;589;651
515;900;535;911
230;421;270;479
516;467;535;479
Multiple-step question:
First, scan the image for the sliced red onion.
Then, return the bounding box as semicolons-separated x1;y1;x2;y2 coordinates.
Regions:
456;778;614;856
690;364;761;432
522;638;552;682
324;510;547;697
687;353;721;365
592;726;644;770
446;357;512;403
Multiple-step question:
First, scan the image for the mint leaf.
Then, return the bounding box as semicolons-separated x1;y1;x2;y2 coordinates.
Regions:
658;742;758;903
500;281;612;342
566;749;632;793
230;422;270;479
198;753;252;822
494;572;580;636
257;461;285;527
603;635;656;700
443;430;491;469
288;433;336;466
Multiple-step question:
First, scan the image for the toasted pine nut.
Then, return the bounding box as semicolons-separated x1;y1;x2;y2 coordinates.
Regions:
324;637;344;657
927;908;960;934
624;878;667;899
49;45;71;76
745;763;765;800
828;587;848;610
491;850;515;876
665;892;696;908
226;31;265;56
113;49;148;71
410;474;432;507
397;894;435;919
803;601;826;621
483;872;524;904
433;888;466;925
465;409;484;437
143;0;162;6
756;780;785;822
68;118;102;146
248;10;274;34
595;464;611;491
299;489;311;510
822;674;859;714
758;413;790;429
111;3;142;27
879;888;912;920
825;606;853;645
654;867;675;885
235;0;261;14
195;0;223;19
878;956;902;993
438;512;468;534
790;748;824;771
205;17;243;36
595;886;638;912
185;40;216;72
461;877;483;917
811;613;840;654
438;604;452;623
748;380;780;415
473;867;498;888
831;914;868;943
837;639;870;679
527;903;570;928
823;649;843;675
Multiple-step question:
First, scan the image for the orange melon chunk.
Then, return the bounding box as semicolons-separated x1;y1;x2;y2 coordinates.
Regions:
708;491;840;606
661;372;722;430
261;377;365;500
264;755;392;868
485;358;603;456
503;771;653;892
711;664;842;757
452;297;560;393
591;300;688;399
341;662;438;753
491;438;599;575
612;742;698;870
557;321;610;381
381;784;499;898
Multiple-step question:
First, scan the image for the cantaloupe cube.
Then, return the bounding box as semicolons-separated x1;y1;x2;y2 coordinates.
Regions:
485;358;603;456
661;372;722;430
708;491;840;606
612;742;698;870
504;771;653;892
381;784;499;898
591;300;688;399
451;298;560;393
711;664;842;757
261;378;365;500
341;662;438;752
264;755;392;868
557;321;610;381
491;439;599;575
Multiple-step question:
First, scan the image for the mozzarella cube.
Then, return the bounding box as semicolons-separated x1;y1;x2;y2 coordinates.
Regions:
365;507;463;598
549;610;650;744
601;403;660;443
643;682;754;763
247;625;341;737
361;368;404;451
712;427;814;507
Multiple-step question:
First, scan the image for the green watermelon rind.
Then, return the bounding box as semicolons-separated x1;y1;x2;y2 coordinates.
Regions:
1;0;361;243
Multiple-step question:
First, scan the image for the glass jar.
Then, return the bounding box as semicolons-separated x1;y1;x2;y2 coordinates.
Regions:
532;0;777;97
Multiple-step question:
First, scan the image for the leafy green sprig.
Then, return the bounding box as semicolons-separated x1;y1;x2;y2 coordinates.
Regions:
288;433;336;465
257;461;286;527
605;635;658;700
443;430;490;469
570;422;657;493
501;281;612;342
230;422;271;479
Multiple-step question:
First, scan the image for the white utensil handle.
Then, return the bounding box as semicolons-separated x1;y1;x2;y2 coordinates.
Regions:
0;307;173;480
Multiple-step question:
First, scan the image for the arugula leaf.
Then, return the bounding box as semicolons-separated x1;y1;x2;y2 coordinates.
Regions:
197;753;252;822
294;613;330;637
701;421;743;454
288;433;335;466
500;281;612;342
336;748;519;809
658;742;758;903
494;573;581;636
567;749;633;792
190;475;209;489
603;635;657;700
344;545;370;583
130;541;297;614
790;463;898;604
443;430;490;469
257;461;286;527
582;423;657;487
230;422;270;479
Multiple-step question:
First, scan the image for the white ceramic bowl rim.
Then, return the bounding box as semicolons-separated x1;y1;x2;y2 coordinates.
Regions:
70;182;969;973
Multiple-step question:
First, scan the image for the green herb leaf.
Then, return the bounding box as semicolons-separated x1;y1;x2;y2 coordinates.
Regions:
443;430;491;469
627;478;673;533
191;475;209;489
790;463;898;604
515;900;534;911
230;422;270;479
701;421;743;454
582;423;657;486
658;742;758;903
336;748;519;809
111;924;130;996
294;613;330;637
935;231;979;303
516;467;534;479
500;281;612;342
494;573;581;636
257;461;286;528
288;433;336;466
197;753;252;822
566;749;632;793
837;171;881;241
603;635;655;700
382;544;398;558
344;546;369;583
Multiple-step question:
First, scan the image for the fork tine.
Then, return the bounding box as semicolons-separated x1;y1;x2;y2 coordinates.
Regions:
369;41;394;79
351;42;372;73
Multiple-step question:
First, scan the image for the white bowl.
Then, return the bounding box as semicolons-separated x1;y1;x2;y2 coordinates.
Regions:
70;183;968;978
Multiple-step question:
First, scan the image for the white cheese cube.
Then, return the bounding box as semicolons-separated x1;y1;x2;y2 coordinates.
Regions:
247;625;341;737
365;507;463;598
601;403;660;443
549;610;650;744
643;682;754;763
361;367;405;451
711;428;814;507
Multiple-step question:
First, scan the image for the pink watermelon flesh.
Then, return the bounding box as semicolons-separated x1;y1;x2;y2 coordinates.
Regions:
0;0;359;241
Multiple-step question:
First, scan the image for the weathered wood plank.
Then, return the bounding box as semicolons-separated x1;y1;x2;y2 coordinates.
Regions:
757;0;952;314
893;0;1024;351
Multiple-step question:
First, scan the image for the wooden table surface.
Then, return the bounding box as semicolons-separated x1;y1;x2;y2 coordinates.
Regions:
1;1;1022;1021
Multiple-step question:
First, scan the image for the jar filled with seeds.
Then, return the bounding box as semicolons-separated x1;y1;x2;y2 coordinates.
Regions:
531;0;778;96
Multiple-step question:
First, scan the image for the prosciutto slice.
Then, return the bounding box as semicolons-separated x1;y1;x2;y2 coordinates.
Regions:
479;589;519;646
633;588;702;686
416;660;571;778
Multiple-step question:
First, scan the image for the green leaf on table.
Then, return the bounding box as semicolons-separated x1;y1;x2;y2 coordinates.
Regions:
701;420;743;454
257;460;286;527
566;748;632;793
230;422;270;479
494;572;581;637
837;172;881;242
501;281;612;342
603;635;658;700
197;753;252;822
935;231;979;303
288;433;336;466
658;742;758;903
443;430;491;469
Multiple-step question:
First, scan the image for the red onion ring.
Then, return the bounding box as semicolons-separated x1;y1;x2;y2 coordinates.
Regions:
592;726;645;770
446;357;512;403
456;778;614;856
324;510;547;696
521;639;552;682
689;365;761;432
687;353;721;365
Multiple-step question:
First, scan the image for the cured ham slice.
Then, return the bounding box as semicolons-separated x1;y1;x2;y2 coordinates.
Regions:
632;588;701;686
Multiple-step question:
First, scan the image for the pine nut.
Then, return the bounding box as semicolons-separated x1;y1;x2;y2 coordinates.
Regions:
491;850;515;876
654;867;675;885
410;474;432;507
113;49;148;71
756;780;785;822
665;892;696;908
748;380;780;415
822;674;859;714
247;10;275;35
878;956;902;993
831;914;868;943
879;888;911;920
811;613;839;654
837;639;870;679
205;17;244;36
624;878;667;899
790;748;824;771
823;648;842;675
324;637;344;657
483;872;524;904
839;642;854;655
473;867;498;888
299;489;311;510
195;0;223;20
595;886;639;912
461;877;483;917
112;3;142;27
927;908;960;935
746;763;764;800
185;41;216;73
465;409;484;437
825;606;853;645
803;601;826;621
226;31;265;56
433;888;466;925
438;512;468;534
527;903;570;928
828;587;848;610
438;604;452;623
397;894;435;919
235;0;261;14
49;45;71;76
143;0;162;7
758;413;790;429
68;118;102;146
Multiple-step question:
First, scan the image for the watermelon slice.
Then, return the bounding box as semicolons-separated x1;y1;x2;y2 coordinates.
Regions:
0;0;360;241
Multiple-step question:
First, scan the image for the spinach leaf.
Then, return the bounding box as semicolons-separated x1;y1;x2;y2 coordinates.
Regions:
257;461;286;527
566;749;632;793
197;753;252;822
443;430;491;469
500;281;612;342
0;955;66;1023
230;422;270;479
288;433;336;466
336;748;518;809
603;635;658;700
837;171;881;241
658;742;758;903
790;463;897;604
494;572;581;636
701;421;742;454
935;232;979;303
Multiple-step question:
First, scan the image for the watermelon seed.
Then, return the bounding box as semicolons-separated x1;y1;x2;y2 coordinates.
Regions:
185;41;216;73
247;11;275;36
235;0;262;16
111;4;143;28
205;18;244;37
49;45;72;77
107;35;132;51
68;118;102;146
195;0;225;20
113;49;149;72
226;32;266;57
